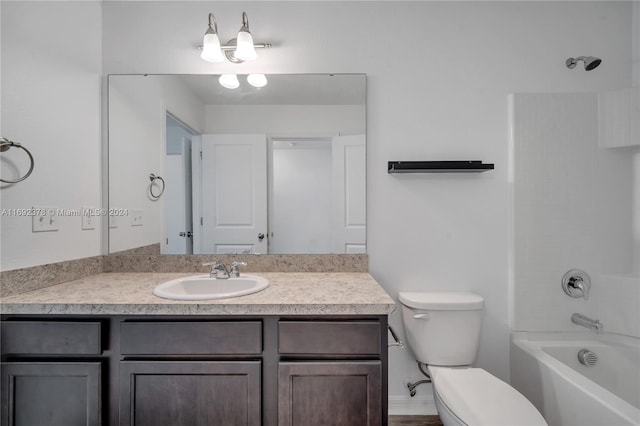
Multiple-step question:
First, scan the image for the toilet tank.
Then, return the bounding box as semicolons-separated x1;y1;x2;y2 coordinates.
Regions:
399;292;484;366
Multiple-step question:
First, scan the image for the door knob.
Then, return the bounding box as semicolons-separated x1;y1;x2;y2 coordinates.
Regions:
179;231;193;238
258;233;265;241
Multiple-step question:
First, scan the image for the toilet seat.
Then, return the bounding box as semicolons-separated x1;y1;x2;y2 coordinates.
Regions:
428;366;547;426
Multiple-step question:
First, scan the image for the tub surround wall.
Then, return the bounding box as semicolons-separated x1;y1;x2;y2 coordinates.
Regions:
511;93;637;335
0;254;368;298
593;275;640;338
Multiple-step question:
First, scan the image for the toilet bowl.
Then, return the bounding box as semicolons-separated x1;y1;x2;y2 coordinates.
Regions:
399;291;547;426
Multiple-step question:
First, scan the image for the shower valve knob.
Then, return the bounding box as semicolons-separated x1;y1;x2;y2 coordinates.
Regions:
562;269;591;300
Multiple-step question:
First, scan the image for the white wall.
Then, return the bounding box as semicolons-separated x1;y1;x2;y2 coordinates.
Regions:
633;1;639;86
635;151;640;276
108;75;204;253
271;143;333;254
206;105;365;135
0;0;633;415
0;1;102;271
108;76;165;252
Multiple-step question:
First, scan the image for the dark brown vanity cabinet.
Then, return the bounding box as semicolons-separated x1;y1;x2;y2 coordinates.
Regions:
277;321;384;426
1;315;388;426
0;321;104;426
118;320;263;426
278;361;382;426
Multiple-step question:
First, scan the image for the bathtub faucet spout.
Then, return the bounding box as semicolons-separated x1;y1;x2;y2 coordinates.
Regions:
571;313;603;334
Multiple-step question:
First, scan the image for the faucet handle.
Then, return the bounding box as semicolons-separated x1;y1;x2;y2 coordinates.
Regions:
202;262;228;278
229;261;247;278
562;269;591;300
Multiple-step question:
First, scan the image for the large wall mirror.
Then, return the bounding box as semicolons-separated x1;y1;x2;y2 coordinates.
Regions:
108;74;366;255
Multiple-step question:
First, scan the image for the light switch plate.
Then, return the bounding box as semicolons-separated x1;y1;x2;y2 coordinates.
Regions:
82;206;96;230
109;212;118;228
32;207;58;232
130;209;143;226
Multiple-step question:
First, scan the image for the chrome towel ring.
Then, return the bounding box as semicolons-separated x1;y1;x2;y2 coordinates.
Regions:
149;173;165;199
0;137;35;184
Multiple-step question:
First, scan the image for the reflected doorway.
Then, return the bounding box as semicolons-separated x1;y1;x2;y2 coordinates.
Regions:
164;113;197;254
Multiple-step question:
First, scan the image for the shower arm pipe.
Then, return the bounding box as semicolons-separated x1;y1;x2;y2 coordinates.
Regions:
0;137;35;184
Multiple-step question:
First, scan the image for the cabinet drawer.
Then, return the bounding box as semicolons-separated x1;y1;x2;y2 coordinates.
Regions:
278;321;381;355
120;321;262;355
0;321;102;355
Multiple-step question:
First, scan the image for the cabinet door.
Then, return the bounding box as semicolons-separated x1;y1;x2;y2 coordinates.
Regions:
278;361;381;426
1;362;101;426
119;361;261;426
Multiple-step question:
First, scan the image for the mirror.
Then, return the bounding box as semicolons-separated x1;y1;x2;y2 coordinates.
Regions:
108;74;366;255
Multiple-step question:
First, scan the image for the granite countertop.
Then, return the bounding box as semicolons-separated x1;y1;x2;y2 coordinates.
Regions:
0;272;396;316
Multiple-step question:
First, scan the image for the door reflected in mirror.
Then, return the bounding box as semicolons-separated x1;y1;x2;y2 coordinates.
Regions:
108;74;366;255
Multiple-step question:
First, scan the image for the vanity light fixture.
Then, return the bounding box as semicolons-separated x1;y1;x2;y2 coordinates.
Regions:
219;74;240;89
199;11;271;64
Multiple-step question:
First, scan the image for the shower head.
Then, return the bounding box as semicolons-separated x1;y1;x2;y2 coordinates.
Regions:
566;56;602;71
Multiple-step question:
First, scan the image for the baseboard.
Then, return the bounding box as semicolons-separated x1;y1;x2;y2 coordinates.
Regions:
388;395;438;415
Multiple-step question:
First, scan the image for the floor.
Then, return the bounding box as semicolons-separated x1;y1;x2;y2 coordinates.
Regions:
389;415;444;426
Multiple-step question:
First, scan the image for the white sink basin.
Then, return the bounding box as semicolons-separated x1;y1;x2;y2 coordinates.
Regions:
153;274;269;300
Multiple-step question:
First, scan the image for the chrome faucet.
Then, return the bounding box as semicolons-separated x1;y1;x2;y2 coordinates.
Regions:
203;262;230;279
571;313;603;334
229;261;247;278
202;261;247;279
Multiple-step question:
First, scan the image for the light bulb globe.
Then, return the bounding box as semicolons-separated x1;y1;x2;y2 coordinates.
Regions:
247;74;268;88
219;74;240;89
201;33;224;63
234;31;257;61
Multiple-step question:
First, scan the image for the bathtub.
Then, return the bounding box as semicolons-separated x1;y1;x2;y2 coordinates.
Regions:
511;332;640;426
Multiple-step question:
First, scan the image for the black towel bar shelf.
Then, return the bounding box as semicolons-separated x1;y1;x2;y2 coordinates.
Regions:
388;161;494;173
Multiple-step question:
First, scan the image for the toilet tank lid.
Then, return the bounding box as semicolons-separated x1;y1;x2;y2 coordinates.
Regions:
398;292;484;310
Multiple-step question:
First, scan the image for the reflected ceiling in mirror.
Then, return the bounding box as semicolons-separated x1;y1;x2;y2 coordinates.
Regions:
108;74;366;255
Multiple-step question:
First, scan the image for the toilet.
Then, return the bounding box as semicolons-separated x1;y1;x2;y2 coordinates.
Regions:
399;291;547;426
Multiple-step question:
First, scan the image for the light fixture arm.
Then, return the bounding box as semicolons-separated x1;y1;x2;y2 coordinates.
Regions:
206;13;218;35
219;42;272;51
240;11;250;33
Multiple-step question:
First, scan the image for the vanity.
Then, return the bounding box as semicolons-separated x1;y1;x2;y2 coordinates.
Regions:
1;71;380;425
0;272;396;426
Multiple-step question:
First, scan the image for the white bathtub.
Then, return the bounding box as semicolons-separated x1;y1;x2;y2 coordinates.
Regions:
511;332;640;426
